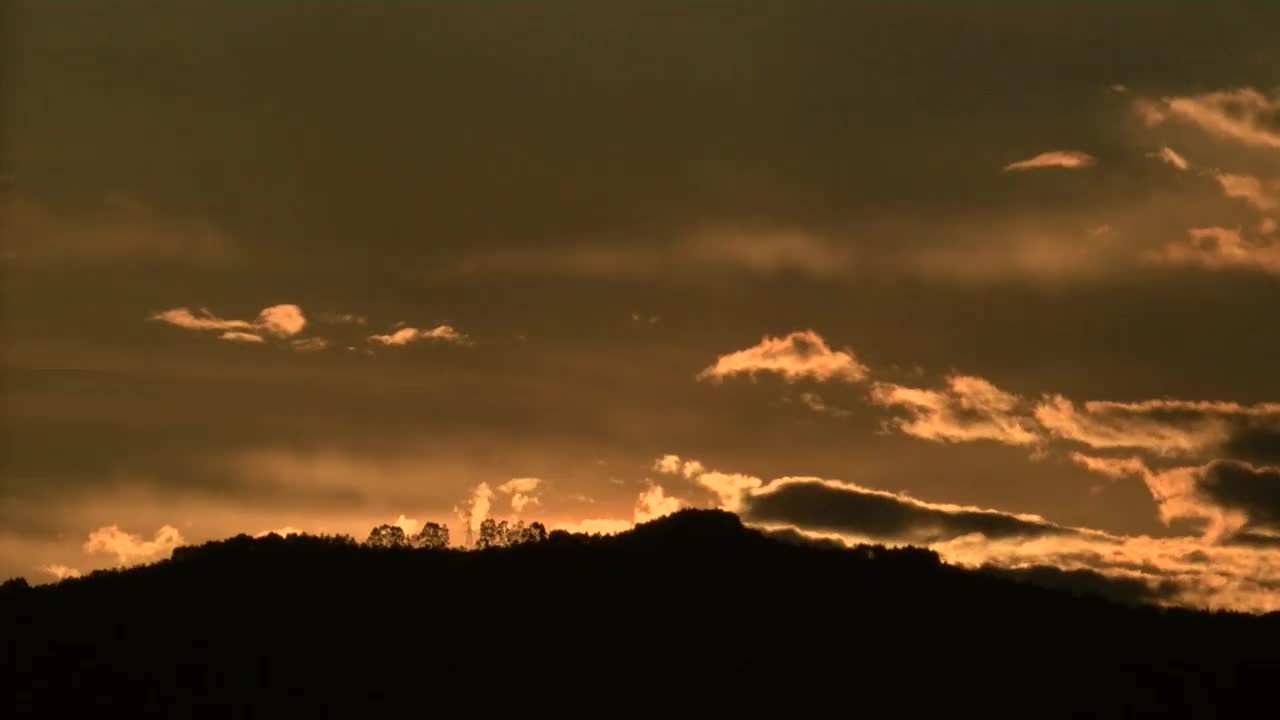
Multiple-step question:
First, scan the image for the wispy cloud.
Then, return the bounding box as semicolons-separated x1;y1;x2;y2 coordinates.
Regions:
1003;150;1097;172
368;324;469;346
870;375;1042;447
1162;88;1280;150
698;330;868;384
1150;146;1189;171
290;337;330;353
1039;397;1280;456
151;304;311;344
314;312;367;326
1211;172;1280;211
798;391;852;417
1154;226;1280;274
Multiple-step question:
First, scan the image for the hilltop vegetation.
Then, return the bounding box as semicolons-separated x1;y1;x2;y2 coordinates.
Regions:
3;510;1278;716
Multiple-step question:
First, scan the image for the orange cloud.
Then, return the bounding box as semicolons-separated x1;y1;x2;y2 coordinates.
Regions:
552;518;633;535
368;324;469;346
43;564;81;580
870;375;1041;447
1003;150;1096;172
634;483;682;523
151;307;254;333
698;330;868;384
289;337;329;353
497;477;543;512
151;304;310;342
1163;88;1280;150
1154;226;1280;274
1151;146;1189;170
1211;172;1280;211
83;524;184;566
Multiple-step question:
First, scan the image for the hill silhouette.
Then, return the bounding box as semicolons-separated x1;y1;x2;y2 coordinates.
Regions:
3;509;1278;716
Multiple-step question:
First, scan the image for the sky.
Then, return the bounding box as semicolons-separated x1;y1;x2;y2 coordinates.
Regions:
3;1;1280;609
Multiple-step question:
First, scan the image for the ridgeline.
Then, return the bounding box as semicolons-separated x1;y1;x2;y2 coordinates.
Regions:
3;510;1278;716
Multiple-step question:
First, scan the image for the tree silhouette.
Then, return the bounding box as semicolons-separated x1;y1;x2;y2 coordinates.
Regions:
521;521;547;544
474;519;548;548
475;518;506;549
412;522;450;550
365;524;409;549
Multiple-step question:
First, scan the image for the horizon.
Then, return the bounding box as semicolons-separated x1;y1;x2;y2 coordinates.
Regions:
5;1;1280;613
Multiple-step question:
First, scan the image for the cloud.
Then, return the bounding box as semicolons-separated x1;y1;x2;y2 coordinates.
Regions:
151;304;308;341
669;454;1280;612
1163;88;1280;150
1211;172;1280;211
690;472;763;512
497;477;543;512
43;564;81;580
83;524;184;565
1261;218;1277;236
290;337;329;353
448;226;853;278
1150;146;1189;171
455;482;493;534
1154;226;1280;274
697;330;868;384
1068;452;1150;481
634;483;682;523
256;304;306;337
869;375;1041;447
368;325;469;346
798;392;851;417
653;454;705;479
1039;396;1251;455
1002;150;1096;172
151;307;254;333
553;518;633;535
314;312;367;326
392;514;420;535
681;226;852;276
744;476;1069;544
654;455;758;511
1072;454;1280;545
254;526;304;538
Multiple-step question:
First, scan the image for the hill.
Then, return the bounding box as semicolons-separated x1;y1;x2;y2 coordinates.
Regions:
3;510;1278;716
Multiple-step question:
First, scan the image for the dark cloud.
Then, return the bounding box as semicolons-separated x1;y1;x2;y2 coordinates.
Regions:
1221;428;1280;466
981;564;1181;606
743;479;1068;544
1198;460;1280;534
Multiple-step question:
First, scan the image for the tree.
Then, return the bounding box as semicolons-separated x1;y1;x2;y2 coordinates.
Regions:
412;522;450;550
365;524;409;549
522;521;548;544
473;519;548;548
475;518;508;549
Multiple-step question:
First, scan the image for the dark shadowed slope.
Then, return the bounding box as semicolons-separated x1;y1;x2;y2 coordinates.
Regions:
3;510;1279;717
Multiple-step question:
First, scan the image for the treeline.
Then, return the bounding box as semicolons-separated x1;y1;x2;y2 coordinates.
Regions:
363;518;548;549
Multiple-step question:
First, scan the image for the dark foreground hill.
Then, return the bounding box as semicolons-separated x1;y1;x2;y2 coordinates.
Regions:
3;510;1279;717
